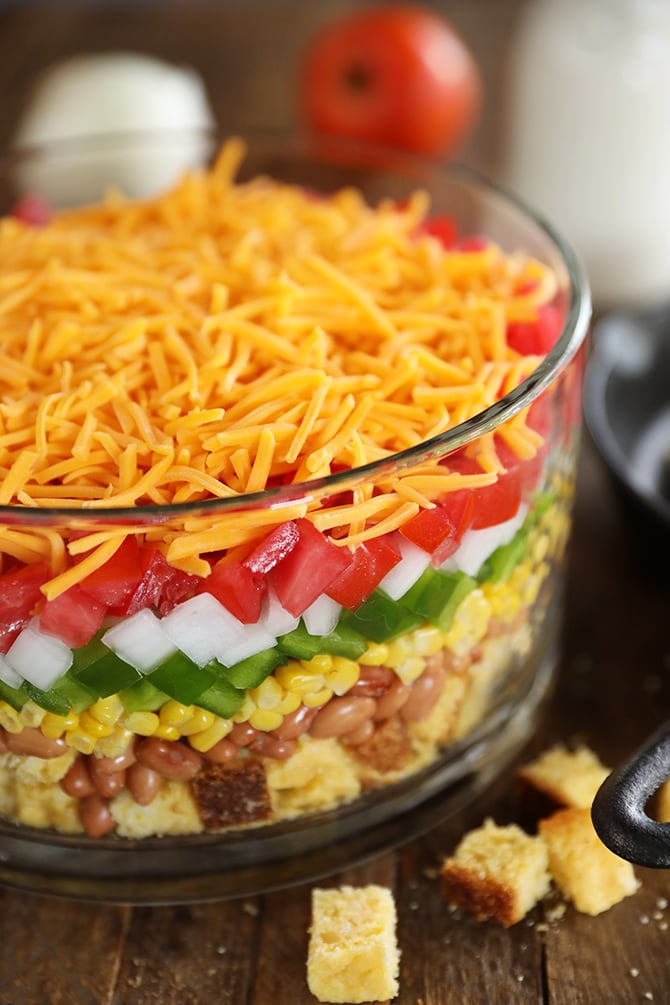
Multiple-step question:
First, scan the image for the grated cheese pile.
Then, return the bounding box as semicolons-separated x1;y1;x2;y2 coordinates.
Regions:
0;138;557;595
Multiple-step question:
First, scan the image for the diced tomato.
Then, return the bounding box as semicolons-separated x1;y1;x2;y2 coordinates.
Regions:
39;585;106;648
0;561;49;653
12;193;51;226
420;214;458;248
198;559;266;623
471;467;523;529
400;488;474;566
494;436;544;497
507;303;564;356
326;535;401;610
268;519;353;617
455;235;489;252
79;537;143;615
244;521;300;575
126;547;199;617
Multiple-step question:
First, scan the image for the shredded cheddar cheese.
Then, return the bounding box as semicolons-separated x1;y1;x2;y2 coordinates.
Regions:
0;138;557;593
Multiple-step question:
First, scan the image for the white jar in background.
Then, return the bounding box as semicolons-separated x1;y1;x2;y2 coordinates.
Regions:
502;0;670;310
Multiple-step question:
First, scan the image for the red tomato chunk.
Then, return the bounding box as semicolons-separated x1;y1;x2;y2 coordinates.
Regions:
268;519;353;617
40;585;106;648
198;560;266;623
326;535;401;610
0;561;49;653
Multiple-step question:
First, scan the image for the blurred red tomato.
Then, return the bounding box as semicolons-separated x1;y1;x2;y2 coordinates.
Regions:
298;3;482;157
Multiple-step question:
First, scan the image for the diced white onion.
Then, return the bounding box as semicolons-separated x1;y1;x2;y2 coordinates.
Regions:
103;608;176;673
5;619;72;690
160;593;247;668
378;536;431;600
0;653;23;689
258;586;300;638
441;505;528;577
302;593;342;637
222;622;278;667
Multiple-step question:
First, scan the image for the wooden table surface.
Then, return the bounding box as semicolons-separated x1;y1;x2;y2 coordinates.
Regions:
1;3;670;1003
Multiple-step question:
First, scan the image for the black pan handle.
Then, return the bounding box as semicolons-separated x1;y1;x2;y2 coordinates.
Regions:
591;721;670;868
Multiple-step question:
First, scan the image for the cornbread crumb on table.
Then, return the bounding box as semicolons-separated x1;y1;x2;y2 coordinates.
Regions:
539;807;640;916
307;885;399;1003
440;818;551;927
517;743;610;809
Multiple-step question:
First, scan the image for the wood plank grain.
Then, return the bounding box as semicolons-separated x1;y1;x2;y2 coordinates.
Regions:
107;900;261;1005
0;892;129;1005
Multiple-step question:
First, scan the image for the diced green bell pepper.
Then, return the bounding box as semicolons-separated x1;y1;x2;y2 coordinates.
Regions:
0;678;28;712
477;530;528;584
207;647;286;690
340;589;423;643
120;676;169;713
23;671;96;716
71;642;142;697
398;568;477;631
146;650;215;705
278;621;368;661
194;677;244;719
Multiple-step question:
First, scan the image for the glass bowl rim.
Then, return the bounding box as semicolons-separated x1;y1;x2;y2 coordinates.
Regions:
0;127;592;525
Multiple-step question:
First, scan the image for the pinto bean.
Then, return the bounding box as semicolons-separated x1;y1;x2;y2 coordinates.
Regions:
201;739;238;764
5;727;67;759
90;740;137;775
272;704;319;741
373;678;411;721
0;726;8;754
90;765;127;799
309;696;377;739
353;665;395;697
79;793;116;839
400;664;447;723
127;762;162;806
136;737;202;781
229;722;258;747
341;719;375;747
60;757;96;798
250;734;297;760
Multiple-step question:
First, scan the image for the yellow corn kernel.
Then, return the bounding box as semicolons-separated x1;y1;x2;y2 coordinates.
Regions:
95;725;134;758
385;636;414;669
179;707;216;735
187;717;232;752
360;643;389;666
231;694;255;723
125;711;159;736
248;707;283;732
413;625;444;657
159;701;195;727
302;687;333;708
304;654;333;673
251;676;284;710
443;588;492;657
41;710;78;739
65;730;97;755
275;690;301;715
394;656;425;685
326;657;359;695
0;702;24;734
153;723;181;741
89;694;124;727
20;700;47;728
78;710;114;738
275;664;319;695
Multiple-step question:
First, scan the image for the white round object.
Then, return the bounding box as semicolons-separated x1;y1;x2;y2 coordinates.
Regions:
13;52;216;205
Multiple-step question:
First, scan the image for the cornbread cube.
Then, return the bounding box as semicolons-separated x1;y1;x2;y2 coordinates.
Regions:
539;807;640;915
307;885;399;1003
655;779;670;822
518;743;610;809
441;818;550;927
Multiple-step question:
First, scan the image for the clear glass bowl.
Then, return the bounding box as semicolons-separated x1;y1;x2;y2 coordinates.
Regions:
0;130;591;902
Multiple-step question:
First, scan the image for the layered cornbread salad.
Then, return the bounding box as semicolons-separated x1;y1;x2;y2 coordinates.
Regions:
0;139;580;840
